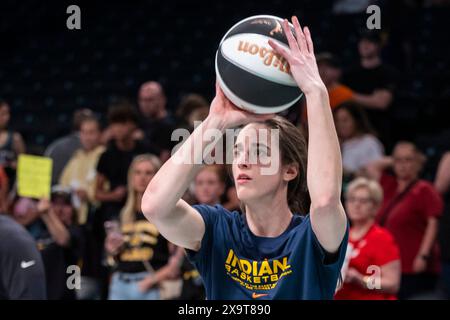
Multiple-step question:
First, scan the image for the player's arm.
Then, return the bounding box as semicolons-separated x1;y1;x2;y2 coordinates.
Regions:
269;17;347;254
141;85;273;251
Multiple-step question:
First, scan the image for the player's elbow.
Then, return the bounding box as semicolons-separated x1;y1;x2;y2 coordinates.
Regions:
141;189;167;221
141;195;158;219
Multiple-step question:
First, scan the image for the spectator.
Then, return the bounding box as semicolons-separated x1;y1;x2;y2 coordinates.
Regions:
0;214;47;300
342;31;398;149
333;0;373;14
59;114;105;300
434;151;450;299
105;154;180;300
334;102;384;177
95;102;154;222
59;114;105;225
0;166;8;212
11;196;41;235
193;165;226;206
300;53;354;127
44;109;95;184
317;53;354;109
137;81;177;162
335;177;401;300
0;99;26;190
176;93;210;132
178;165;228;300
34;186;84;300
366;141;443;299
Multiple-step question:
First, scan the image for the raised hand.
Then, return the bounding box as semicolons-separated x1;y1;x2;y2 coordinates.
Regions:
208;83;275;130
268;16;325;95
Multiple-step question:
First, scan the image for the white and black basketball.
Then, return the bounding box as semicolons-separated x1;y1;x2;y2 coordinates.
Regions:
215;15;303;114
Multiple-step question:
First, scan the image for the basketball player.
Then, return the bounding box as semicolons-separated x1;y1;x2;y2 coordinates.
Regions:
141;16;348;299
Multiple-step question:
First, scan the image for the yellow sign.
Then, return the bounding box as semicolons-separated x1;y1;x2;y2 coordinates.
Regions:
17;154;53;199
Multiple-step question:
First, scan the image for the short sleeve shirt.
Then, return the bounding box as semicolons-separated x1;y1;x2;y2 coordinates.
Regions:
186;204;348;300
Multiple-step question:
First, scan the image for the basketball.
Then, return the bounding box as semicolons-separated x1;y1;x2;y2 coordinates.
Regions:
215;15;303;114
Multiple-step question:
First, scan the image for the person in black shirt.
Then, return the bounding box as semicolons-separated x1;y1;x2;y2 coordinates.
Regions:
136;81;177;162
105;154;180;300
342;31;399;149
0;214;46;300
34;186;83;300
95;103;159;299
95;102;156;222
0;99;26;191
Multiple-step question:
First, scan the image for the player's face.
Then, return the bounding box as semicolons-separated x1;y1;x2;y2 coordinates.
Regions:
345;187;377;224
335;108;356;140
132;160;157;194
80;120;101;151
194;169;224;205
232;123;284;204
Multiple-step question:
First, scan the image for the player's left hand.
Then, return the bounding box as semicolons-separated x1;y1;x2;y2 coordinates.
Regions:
268;16;325;95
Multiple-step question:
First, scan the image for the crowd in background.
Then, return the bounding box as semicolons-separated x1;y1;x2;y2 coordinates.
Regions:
1;19;450;300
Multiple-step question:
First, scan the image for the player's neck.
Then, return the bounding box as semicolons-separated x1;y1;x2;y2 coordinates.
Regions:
245;195;293;238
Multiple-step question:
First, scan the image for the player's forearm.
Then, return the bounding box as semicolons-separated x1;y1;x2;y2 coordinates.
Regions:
306;85;342;206
141;115;225;219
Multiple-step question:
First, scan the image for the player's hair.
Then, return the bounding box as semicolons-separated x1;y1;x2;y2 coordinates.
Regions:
120;154;162;225
235;116;309;214
264;116;309;214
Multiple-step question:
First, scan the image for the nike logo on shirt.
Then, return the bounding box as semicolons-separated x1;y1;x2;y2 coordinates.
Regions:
20;260;36;269
252;292;268;299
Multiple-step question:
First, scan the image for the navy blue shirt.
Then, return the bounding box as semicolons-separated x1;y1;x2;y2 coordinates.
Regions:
187;204;348;300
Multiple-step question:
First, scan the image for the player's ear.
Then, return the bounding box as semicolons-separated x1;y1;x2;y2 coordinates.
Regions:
283;163;298;182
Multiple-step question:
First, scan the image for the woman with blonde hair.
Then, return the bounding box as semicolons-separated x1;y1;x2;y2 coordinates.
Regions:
335;177;401;300
105;154;180;300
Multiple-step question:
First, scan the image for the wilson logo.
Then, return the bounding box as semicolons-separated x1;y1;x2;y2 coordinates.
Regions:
237;41;291;75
